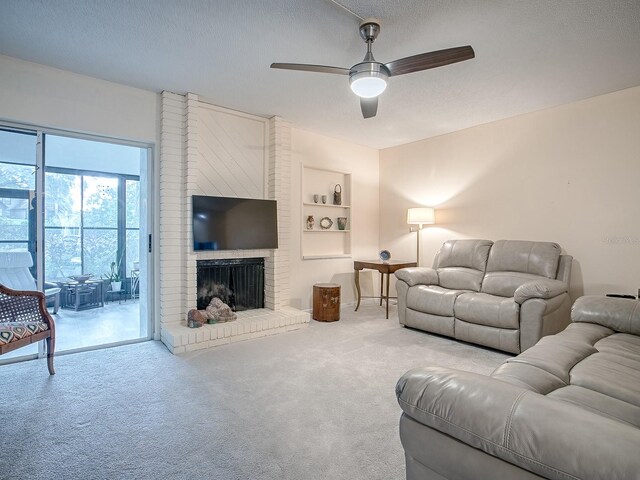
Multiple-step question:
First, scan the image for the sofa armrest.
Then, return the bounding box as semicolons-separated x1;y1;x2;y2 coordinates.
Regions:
513;279;567;305
395;267;439;287
396;366;640;480
572;295;640;335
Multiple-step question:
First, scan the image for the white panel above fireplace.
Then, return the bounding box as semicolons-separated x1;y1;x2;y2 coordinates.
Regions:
196;102;267;199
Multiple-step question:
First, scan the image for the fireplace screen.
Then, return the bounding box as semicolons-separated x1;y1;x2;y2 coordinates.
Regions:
196;258;265;311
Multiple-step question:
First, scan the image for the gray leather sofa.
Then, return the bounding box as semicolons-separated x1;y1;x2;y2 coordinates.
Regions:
395;239;572;353
396;296;640;480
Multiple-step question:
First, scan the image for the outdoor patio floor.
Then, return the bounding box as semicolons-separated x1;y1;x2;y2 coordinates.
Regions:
2;298;145;360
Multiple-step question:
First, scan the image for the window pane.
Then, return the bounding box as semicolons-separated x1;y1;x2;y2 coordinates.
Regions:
45;172;81;227
45;228;81;281
126;180;139;229
83;228;118;278
0;163;35;190
126;229;140;275
0;128;36;191
83;176;118;228
0;242;29;252
46;135;140;176
0;197;29;240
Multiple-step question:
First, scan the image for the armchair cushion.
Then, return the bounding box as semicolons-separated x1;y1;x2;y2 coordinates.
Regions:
0;284;56;374
0;320;49;346
513;279;568;304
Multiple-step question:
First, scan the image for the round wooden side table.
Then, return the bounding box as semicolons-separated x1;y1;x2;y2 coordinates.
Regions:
313;283;341;322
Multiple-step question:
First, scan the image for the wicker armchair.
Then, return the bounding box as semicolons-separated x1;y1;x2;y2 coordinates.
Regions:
0;284;55;374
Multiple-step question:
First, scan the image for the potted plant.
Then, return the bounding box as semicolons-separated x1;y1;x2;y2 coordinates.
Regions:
103;256;123;292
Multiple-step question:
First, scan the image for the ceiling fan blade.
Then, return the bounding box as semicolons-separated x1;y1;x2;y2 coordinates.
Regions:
360;97;378;119
270;63;350;75
385;46;475;77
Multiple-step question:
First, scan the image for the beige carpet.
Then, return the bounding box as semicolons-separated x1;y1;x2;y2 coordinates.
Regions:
0;302;509;480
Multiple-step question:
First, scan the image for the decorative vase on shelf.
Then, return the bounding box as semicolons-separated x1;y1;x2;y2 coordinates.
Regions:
333;184;342;205
306;215;315;230
337;217;347;230
111;281;122;292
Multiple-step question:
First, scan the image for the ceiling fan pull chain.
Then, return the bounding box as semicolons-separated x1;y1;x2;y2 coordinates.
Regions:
328;0;364;21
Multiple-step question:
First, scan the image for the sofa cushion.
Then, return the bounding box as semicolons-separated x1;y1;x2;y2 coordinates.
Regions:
454;319;521;354
407;285;468;317
492;318;640;420
454;292;520;329
570;350;640;407
547;385;640;428
481;240;561;297
405;310;455;338
435;239;492;292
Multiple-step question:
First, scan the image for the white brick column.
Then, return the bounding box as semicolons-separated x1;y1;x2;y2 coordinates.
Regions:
159;91;187;326
265;116;291;309
184;93;199;312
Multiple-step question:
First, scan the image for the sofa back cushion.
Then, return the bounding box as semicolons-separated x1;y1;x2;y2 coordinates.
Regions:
435;239;493;292
481;240;561;297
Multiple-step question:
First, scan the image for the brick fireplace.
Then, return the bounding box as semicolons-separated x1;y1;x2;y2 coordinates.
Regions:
159;93;309;354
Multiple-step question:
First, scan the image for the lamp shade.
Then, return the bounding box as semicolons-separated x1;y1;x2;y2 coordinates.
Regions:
407;207;435;225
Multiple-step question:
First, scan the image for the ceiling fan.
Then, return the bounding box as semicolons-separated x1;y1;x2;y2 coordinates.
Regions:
271;18;474;119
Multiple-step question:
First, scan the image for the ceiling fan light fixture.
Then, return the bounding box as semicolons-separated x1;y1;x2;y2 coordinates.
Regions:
349;62;389;98
350;72;387;98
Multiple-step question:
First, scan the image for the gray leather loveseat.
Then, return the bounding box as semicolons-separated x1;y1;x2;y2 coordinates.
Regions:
395;239;572;353
396;295;640;480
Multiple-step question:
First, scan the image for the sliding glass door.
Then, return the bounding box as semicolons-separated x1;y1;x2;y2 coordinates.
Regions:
0;126;152;361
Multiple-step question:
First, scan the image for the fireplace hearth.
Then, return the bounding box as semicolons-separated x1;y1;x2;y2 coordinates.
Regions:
197;258;265;311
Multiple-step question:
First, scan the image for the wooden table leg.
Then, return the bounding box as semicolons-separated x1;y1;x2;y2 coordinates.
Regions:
354;269;361;311
379;272;383;306
385;272;391;319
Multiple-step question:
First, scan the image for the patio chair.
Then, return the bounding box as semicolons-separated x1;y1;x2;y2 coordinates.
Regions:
0;251;60;313
0;284;56;374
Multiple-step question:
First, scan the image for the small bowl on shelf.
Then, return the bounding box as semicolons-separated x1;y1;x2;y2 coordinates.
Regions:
68;274;93;284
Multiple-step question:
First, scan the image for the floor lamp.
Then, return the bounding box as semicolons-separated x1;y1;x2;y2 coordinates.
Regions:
407;207;435;266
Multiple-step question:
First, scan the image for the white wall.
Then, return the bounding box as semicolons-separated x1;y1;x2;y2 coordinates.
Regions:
291;128;380;310
380;86;640;300
0;55;158;143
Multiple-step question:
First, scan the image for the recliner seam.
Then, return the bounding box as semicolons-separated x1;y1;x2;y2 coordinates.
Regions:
526;243;534;275
629;302;640;332
504;391;527;449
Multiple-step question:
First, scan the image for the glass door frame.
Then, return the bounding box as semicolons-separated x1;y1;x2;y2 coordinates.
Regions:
0;120;155;361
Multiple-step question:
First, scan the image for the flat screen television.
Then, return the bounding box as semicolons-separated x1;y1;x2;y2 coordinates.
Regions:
192;195;278;251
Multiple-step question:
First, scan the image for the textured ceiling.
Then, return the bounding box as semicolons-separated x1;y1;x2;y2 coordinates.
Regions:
0;0;639;149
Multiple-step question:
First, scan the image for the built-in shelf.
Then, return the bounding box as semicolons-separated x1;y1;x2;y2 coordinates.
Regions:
302;254;353;260
302;202;351;208
301;166;352;260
